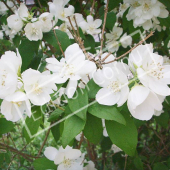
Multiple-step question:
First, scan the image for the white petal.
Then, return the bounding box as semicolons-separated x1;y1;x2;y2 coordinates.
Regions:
96;88;120;106
65;79;77;98
44;147;58;161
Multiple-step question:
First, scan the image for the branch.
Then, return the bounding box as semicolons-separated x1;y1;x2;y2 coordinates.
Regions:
0;143;38;162
103;31;154;64
1;0;14;14
77;133;84;149
53;29;66;57
37;128;51;157
90;0;95;15
99;0;109;58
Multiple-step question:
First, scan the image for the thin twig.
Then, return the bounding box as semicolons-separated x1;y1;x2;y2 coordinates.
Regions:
37;128;51;157
53;29;65;57
101;52;112;62
0;143;37;162
103;31;154;64
77;133;84;149
99;0;109;59
90;0;95;15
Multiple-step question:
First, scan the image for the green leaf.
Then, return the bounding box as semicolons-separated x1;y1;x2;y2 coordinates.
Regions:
101;137;113;152
0;118;14;136
83;113;103;144
48;108;64;122
33;158;56;170
102;11;116;30
155;112;169;128
109;0;122;11
84;34;96;53
134;157;144;170
86;79;101;99
43;30;71;55
62;115;85;147
105;112;138;156
51;123;62;143
23;106;42;143
28;50;43;70
88;103;126;125
19;39;40;72
68;88;88;120
153;162;169;170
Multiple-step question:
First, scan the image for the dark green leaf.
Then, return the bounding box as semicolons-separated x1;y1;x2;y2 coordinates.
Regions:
155;112;169;128
105;112;138;156
0;118;14;136
23;106;42;143
43;30;71;55
19;39;40;72
134;157;144;170
48;108;64;122
62;115;85;147
84;113;103;144
88;102;126;125
153;162;169;170
33;158;56;170
68;88;88;120
102;11;116;30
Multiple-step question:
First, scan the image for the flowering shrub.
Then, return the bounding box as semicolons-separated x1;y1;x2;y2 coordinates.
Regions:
0;0;170;169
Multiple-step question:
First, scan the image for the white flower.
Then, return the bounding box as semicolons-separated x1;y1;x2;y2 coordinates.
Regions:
106;40;119;53
79;15;102;35
18;3;30;21
44;146;83;170
106;26;123;41
117;3;129;17
39;12;54;32
111;144;122;153
93;67;129;106
49;0;74;21
51;87;65;105
7;14;23;33
0;31;3;39
59;23;73;39
120;33;132;48
127;85;163;120
129;44;170;96
46;43;96;98
1;91;31;122
0;51;21;99
24;21;43;41
0;2;8;15
22;69;57;106
83;161;96;170
125;0;169;30
154;95;165;116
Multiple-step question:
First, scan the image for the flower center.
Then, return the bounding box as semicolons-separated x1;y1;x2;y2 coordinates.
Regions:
1;70;7;87
143;2;151;11
132;1;140;8
149;62;164;80
12;101;22;107
107;81;121;93
32;27;39;35
63;158;72;168
33;83;43;95
63;63;75;77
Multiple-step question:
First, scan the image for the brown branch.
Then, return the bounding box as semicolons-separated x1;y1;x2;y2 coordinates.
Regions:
37;128;51;157
1;0;14;13
99;0;109;59
0;143;37;162
77;133;84;149
53;29;66;57
103;31;154;64
90;0;95;15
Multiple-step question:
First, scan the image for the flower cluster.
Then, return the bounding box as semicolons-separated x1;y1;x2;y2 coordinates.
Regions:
44;145;97;170
122;0;169;30
6;3;54;41
93;44;170;120
0;50;58;122
106;26;132;53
